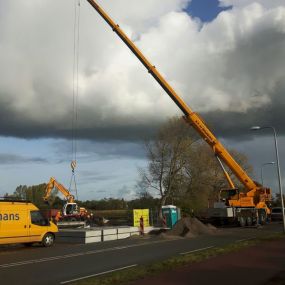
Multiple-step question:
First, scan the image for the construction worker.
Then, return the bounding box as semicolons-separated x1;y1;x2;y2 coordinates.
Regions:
54;211;61;224
139;216;144;235
162;214;167;228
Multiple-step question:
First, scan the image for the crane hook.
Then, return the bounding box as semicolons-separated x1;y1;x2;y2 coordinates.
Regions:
71;160;77;173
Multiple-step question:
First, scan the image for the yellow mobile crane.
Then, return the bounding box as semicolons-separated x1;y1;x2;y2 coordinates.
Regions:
86;0;272;226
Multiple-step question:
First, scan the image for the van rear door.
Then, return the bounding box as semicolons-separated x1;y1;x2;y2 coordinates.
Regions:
0;210;29;244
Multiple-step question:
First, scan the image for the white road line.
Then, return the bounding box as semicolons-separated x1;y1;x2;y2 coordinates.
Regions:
0;238;180;269
60;264;138;284
236;237;256;242
179;246;215;255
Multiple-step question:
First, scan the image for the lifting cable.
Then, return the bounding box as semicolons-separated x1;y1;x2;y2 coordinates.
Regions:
69;0;81;200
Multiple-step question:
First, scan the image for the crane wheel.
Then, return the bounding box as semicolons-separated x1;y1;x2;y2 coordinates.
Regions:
259;213;266;225
258;210;267;225
246;216;253;226
239;216;246;227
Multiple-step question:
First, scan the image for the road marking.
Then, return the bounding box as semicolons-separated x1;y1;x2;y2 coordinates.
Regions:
0;238;180;269
179;246;215;255
236;237;256;242
60;264;138;284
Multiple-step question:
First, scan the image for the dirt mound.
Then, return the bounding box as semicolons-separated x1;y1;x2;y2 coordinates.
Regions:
165;217;217;238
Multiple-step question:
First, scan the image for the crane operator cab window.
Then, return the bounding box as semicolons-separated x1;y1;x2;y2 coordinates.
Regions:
65;203;78;215
31;210;50;226
219;189;239;204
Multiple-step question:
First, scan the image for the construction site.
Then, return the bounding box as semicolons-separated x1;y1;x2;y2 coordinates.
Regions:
0;0;285;284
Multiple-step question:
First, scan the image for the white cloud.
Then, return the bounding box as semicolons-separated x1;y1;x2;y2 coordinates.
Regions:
220;0;285;10
0;0;284;139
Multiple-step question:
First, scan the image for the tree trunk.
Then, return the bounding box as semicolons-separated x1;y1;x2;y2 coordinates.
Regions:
158;195;167;219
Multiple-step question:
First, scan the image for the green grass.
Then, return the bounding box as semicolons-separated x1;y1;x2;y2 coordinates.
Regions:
71;232;284;285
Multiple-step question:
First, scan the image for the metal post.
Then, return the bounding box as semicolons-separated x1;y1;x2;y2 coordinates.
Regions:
272;127;285;233
251;126;285;233
261;165;264;186
261;162;275;186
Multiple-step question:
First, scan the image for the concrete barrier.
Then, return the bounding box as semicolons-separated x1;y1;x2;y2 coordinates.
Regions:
102;228;117;241
56;226;154;244
56;228;102;244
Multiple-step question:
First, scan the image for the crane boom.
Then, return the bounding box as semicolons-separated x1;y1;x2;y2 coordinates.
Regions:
86;0;258;193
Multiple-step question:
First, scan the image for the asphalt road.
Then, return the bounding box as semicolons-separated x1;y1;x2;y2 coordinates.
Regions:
0;223;283;285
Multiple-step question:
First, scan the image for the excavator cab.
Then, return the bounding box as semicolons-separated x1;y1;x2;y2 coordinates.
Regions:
63;203;79;216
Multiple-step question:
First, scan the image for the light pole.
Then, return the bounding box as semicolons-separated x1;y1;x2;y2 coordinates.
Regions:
251;126;285;233
261;162;275;186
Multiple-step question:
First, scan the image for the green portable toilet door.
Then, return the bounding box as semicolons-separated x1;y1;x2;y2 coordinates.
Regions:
161;208;172;228
171;208;178;228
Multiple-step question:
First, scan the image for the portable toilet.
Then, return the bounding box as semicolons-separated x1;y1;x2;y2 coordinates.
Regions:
161;205;179;228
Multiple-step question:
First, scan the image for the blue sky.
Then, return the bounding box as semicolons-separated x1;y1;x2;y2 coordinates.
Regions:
186;0;232;22
0;137;146;200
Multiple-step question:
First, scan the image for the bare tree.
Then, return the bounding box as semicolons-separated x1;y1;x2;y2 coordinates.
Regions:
139;117;198;215
138;116;253;215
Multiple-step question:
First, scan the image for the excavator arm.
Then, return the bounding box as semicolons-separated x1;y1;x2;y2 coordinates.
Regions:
43;177;75;203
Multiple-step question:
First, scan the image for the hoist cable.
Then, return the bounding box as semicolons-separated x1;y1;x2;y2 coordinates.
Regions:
72;0;80;163
69;171;78;201
75;0;81;163
69;0;81;200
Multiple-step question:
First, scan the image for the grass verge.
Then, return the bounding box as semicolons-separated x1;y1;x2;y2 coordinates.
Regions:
70;232;284;285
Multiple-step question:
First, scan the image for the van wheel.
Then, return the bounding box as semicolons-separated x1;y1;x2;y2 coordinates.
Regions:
42;233;54;247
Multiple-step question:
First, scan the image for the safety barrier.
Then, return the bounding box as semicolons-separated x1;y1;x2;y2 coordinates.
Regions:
56;226;154;244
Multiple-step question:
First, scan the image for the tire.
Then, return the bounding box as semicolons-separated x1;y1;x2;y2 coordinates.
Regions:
246;216;253;226
42;233;54;247
239;216;246;227
259;213;266;225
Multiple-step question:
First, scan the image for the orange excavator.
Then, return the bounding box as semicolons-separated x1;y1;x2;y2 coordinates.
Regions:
43;177;88;222
85;1;272;226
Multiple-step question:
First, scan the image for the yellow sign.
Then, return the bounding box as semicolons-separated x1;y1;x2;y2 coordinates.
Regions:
133;209;149;227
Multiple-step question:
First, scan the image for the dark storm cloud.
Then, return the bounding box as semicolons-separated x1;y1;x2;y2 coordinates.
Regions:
0;153;47;164
203;80;285;140
79;170;119;181
0;1;284;145
0;109;159;141
49;139;147;161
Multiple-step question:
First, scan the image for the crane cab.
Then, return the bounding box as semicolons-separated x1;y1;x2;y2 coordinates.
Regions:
219;188;239;205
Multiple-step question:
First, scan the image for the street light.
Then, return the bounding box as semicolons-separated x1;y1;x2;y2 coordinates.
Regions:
251;125;285;233
261;162;275;186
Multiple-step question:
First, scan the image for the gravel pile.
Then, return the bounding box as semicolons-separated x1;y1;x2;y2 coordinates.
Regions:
165;217;217;238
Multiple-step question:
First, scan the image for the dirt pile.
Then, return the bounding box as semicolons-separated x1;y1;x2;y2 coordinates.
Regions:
165;217;217;238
